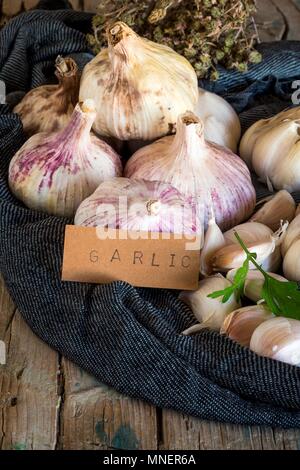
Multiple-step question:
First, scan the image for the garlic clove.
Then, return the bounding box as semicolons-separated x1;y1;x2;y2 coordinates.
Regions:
211;239;280;272
74;177;200;236
179;274;240;331
223;221;273;245
239;118;275;169
250;317;300;366
79;21;198;141
200;217;225;277
281;213;300;256
14;56;80;137
195;88;241;152
9;99;122;217
283;238;300;281
221;305;273;347
249;190;296;232
227;269;287;302
125;111;256;231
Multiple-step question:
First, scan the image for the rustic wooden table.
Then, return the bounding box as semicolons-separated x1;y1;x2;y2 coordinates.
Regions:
1;0;300;451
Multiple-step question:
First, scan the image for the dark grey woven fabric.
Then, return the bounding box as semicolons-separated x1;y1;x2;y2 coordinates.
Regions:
0;2;300;427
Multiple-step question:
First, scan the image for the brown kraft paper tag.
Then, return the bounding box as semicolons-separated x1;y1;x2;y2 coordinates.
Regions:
62;226;200;290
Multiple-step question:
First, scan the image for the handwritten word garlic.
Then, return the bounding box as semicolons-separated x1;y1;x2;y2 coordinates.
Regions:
195;88;241;152
125;112;255;231
180;275;240;334
249;190;296;232
212;222;286;273
75;177;200;236
250;317;300;367
221;305;273;347
80;22;198;141
9;100;122;217
227;269;287;303
14;56;80;137
239;106;300;192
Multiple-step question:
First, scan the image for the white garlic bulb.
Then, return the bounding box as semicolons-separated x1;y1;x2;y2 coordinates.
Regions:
221;305;273;347
249;190;296;232
9;100;122;217
239;106;300;192
14;56;80;137
211;221;286;273
195;88;241;152
79;21;198;141
75;177;200;236
180;274;240;333
227;269;287;303
281;212;300;256
250;317;300;367
125;111;256;231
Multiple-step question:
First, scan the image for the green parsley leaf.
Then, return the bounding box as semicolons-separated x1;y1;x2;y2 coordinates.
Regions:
208;230;300;322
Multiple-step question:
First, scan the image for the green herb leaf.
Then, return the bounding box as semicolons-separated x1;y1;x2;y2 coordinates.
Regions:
262;276;300;320
208;230;300;322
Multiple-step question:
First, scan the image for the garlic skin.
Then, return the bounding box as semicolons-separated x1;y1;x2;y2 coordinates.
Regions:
227;269;287;303
79;22;198;141
221;305;273;347
283;239;300;281
250;317;300;367
281;212;300;280
125;112;256;231
14;56;80;137
195;88;241;152
212;222;285;273
75;177;200;236
239;106;300;192
9;100;122;217
180;274;241;333
249;190;296;232
200;217;225;276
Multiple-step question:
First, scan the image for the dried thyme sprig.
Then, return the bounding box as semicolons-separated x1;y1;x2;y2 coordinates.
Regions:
87;0;262;80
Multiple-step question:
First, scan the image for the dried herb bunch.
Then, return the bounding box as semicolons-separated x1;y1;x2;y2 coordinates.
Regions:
87;0;262;80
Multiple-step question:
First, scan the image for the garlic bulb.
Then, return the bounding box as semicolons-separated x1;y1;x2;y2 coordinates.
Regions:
180;274;240;333
9;100;122;217
227;269;287;303
249;190;296;232
250;317;300;367
212;222;285;273
200;217;225;277
221;305;273;347
125;111;256;231
239;106;300;192
281;213;300;281
75;177;200;236
195;88;241;152
14;56;80;137
79;21;198;141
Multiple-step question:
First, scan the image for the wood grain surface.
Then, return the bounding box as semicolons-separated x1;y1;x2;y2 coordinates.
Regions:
1;0;300;451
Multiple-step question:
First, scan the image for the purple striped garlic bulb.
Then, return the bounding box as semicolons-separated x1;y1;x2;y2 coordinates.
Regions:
9;99;122;217
75;177;200;236
124;111;256;231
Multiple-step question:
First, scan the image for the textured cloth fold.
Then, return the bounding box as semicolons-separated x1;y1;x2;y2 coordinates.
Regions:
1;4;300;427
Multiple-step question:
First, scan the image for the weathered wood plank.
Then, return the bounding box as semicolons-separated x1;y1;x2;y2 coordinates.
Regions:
2;0;23;16
254;0;286;42
61;358;158;450
271;0;300;40
83;0;99;13
159;411;300;450
0;276;60;450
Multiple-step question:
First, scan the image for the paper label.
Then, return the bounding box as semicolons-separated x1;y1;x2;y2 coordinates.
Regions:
62;226;200;290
